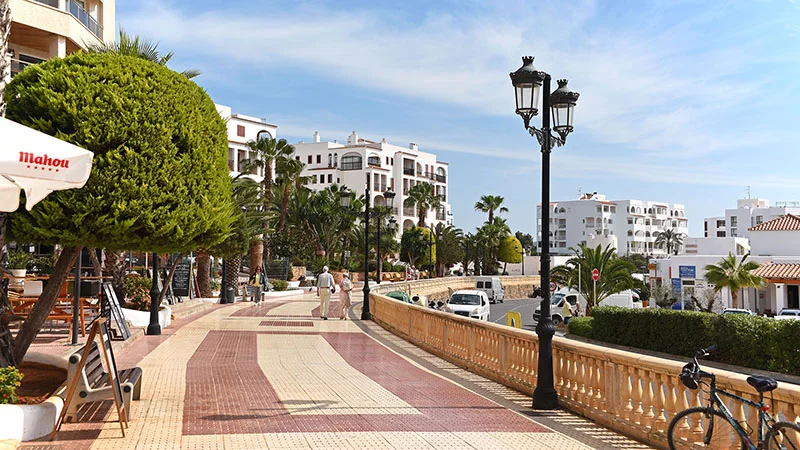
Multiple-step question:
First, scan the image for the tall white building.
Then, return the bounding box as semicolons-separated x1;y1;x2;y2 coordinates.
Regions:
293;131;453;230
537;192;687;256
703;198;800;239
216;104;278;182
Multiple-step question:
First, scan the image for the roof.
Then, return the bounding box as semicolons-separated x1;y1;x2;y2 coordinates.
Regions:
599;201;616;206
749;214;800;231
752;263;800;280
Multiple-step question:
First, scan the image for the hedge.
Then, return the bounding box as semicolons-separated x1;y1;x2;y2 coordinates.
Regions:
567;307;800;376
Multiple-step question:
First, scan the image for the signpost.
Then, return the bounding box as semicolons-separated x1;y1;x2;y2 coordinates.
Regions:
592;268;599;304
549;281;557;292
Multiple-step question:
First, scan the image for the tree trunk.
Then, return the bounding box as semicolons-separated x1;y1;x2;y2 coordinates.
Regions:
88;247;103;277
248;239;263;277
105;250;127;303
731;290;739;309
0;0;11;118
277;184;290;232
226;256;241;296
14;246;81;363
157;253;185;304
196;252;212;298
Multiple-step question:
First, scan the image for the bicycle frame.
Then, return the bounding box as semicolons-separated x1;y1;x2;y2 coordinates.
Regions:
702;373;776;450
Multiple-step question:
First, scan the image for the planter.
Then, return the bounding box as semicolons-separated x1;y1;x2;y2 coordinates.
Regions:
0;353;68;442
121;306;172;329
8;270;26;290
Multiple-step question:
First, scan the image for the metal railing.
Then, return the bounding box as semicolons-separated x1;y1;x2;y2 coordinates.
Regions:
403;168;415;176
67;0;102;37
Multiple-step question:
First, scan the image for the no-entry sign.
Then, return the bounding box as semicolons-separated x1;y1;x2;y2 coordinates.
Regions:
592;268;599;281
549;282;557;292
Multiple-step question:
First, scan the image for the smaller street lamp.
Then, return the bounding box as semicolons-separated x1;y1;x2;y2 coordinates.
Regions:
375;189;396;284
515;244;525;276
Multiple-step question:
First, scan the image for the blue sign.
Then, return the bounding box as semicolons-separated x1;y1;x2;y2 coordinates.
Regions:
671;278;682;294
679;265;696;279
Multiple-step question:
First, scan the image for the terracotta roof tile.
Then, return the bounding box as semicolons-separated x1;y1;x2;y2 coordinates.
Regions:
749;214;800;231
752;263;800;280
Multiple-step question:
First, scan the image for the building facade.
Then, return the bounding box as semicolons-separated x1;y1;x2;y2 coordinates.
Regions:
537;192;686;256
703;198;800;239
216;104;278;183
5;0;115;81
292;131;453;231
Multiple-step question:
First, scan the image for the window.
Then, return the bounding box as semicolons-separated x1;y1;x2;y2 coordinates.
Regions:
717;231;726;237
340;154;363;170
334;153;338;167
328;174;332;183
756;215;763;224
731;228;738;237
627;217;633;224
307;155;312;164
367;155;381;166
256;130;272;140
730;216;737;226
319;174;324;183
237;125;245;137
295;156;300;161
316;155;321;164
717;219;725;228
328;153;332;167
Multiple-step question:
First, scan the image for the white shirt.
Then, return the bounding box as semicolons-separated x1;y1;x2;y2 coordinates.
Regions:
317;272;335;288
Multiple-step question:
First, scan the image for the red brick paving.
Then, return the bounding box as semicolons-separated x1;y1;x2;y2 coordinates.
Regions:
182;330;548;435
258;321;314;327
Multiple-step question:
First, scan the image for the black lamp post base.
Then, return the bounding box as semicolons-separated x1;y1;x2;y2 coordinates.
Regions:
146;323;161;336
532;387;559;410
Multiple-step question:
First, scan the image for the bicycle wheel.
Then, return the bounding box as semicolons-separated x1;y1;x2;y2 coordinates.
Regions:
766;421;800;450
667;407;747;450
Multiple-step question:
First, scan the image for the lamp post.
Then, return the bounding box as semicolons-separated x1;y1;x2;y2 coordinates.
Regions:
510;55;579;410
340;175;374;320
515;244;525;276
146;252;161;335
375;189;396;285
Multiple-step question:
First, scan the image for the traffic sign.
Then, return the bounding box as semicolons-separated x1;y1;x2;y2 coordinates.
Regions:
549;282;557;292
592;268;599;281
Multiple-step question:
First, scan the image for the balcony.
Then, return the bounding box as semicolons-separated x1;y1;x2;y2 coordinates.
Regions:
403;167;415;176
67;0;102;37
403;207;416;216
436;210;445;221
435;174;446;183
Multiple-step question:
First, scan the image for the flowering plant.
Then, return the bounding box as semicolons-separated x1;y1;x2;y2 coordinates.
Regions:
125;274;153;311
0;366;24;404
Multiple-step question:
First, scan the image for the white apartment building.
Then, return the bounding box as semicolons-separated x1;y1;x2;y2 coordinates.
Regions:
537;192;687;256
293;131;453;230
703;198;800;239
216;104;278;182
5;0;115;81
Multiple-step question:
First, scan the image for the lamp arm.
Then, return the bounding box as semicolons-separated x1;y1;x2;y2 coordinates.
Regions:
527;125;565;150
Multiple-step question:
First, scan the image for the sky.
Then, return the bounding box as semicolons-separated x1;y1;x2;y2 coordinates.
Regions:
117;0;800;238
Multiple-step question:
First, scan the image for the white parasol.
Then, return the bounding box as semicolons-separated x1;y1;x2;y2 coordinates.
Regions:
0;117;94;212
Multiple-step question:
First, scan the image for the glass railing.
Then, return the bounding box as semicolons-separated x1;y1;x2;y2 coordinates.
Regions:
403;168;415;175
31;0;59;7
67;0;101;37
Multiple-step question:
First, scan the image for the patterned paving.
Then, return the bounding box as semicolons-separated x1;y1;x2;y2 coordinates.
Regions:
21;291;653;449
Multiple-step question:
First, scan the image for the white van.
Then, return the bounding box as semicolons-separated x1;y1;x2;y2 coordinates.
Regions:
533;288;642;324
476;276;504;303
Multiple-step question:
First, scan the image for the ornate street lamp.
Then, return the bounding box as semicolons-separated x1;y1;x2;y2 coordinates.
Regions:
376;189;396;284
510;55;579;410
146;252;161;335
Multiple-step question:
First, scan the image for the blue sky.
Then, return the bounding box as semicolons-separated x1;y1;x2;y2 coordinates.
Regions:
118;0;800;238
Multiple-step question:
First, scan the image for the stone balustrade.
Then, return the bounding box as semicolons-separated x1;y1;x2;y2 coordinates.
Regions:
369;280;800;448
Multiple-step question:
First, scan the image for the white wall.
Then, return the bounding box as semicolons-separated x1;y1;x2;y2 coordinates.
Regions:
751;230;800;256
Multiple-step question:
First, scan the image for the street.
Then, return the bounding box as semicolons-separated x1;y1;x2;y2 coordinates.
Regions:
488;298;567;336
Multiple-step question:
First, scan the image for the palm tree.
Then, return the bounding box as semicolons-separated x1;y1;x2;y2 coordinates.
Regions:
87;28;200;78
274;154;308;232
550;244;637;315
241;136;294;273
404;182;442;227
434;224;464;277
654;229;684;255
704;253;763;309
474;221;509;275
475;195;509;225
0;0;10;118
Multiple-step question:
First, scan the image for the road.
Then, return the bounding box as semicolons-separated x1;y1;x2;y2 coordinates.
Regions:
488;297;567;336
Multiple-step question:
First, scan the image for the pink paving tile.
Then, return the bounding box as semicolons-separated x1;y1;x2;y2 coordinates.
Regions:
182;330;549;435
258;320;314;327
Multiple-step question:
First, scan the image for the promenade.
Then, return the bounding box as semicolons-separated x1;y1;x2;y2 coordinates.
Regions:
22;291;653;450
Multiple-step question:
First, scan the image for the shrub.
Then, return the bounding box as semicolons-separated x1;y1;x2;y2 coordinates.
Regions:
567;316;593;338
580;307;800;375
4;249;32;270
0;366;24;404
272;280;289;291
210;279;221;291
124;274;153;311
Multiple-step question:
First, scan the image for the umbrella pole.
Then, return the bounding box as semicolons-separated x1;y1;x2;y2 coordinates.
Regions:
71;249;82;345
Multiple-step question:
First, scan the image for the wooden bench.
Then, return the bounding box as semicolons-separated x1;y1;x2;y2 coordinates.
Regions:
64;341;142;422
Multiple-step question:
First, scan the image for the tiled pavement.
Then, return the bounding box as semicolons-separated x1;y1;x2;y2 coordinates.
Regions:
21;291;655;450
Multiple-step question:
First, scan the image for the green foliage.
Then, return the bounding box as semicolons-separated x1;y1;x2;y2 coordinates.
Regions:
272;280;289;291
434;224;463;276
29;254;57;275
567;316;594;338
475;195;508;225
619;254;648;273
550;244;636;314
5;52;235;253
124;274;153;311
577;307;800;375
3;249;31;270
0;366;23;404
515;231;534;255
404;182;443;227
208;176;271;259
654;229;684;254
400;227;435;267
704;253;763;309
210;279;221;291
498;235;523;264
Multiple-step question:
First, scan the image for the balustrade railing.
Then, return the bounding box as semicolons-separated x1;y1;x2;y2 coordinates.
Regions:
369;280;800;448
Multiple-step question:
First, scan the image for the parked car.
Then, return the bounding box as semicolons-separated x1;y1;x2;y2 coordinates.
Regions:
445;290;490;321
774;309;800;320
722;308;755;316
534;289;641;325
475;276;504;303
386;291;413;304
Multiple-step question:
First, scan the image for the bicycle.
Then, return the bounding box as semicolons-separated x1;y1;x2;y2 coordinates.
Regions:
667;345;800;450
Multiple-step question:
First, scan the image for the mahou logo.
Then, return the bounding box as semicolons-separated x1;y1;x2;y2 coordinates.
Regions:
19;151;71;170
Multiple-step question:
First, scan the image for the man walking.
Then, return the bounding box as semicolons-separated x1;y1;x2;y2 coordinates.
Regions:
339;273;353;320
316;266;335;320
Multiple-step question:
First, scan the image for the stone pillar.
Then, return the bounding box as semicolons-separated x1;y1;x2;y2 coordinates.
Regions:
49;35;67;59
775;283;785;314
